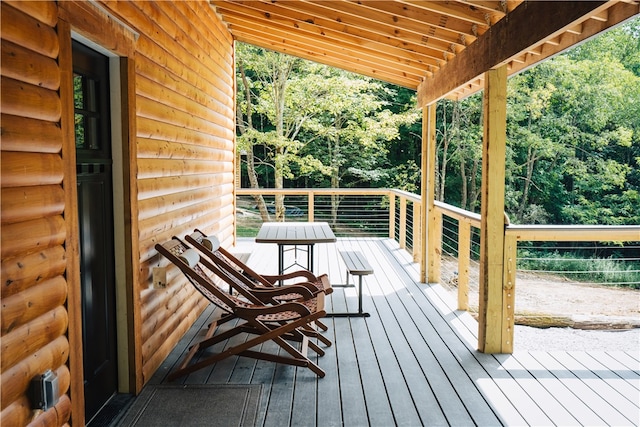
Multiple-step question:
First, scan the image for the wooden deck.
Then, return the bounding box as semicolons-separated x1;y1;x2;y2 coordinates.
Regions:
126;237;640;426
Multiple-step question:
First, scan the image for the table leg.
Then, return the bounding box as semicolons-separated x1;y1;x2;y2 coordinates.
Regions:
357;275;364;315
276;243;316;284
278;244;284;285
325;273;370;318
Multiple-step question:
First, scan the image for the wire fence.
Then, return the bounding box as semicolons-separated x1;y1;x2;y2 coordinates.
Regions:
237;192;640;290
439;215;640;290
236;194;391;237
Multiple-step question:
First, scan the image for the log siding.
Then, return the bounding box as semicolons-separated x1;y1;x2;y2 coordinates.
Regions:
1;1;236;425
0;2;70;425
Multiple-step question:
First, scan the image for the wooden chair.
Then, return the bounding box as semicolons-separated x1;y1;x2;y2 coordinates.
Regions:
185;231;332;343
155;238;328;380
186;230;333;335
187;229;333;297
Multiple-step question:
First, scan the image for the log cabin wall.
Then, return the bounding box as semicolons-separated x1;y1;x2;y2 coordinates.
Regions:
99;0;236;384
1;1;72;425
1;1;236;425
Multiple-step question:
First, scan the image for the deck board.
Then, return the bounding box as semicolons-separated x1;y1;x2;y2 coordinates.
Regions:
123;237;640;427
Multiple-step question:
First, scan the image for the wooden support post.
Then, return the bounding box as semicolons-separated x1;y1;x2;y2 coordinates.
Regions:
457;222;470;311
422;104;438;283
478;65;508;353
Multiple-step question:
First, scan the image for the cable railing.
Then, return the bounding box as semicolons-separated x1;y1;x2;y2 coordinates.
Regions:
516;243;640;287
236;188;640;329
236;189;421;258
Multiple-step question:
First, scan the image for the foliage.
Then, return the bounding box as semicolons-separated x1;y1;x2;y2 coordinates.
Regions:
236;44;419;223
434;19;640;226
236;19;639;228
517;249;640;289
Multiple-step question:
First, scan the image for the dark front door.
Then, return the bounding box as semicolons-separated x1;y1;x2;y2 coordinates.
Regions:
72;41;118;423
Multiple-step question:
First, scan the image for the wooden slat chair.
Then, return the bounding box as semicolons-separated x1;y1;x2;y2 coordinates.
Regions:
185;231;332;344
155;238;328;380
188;229;333;297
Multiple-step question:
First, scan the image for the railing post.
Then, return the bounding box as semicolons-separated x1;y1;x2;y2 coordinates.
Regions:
308;192;314;222
399;196;407;249
428;212;442;283
388;192;395;240
502;234;517;353
412;202;420;262
457;221;470;311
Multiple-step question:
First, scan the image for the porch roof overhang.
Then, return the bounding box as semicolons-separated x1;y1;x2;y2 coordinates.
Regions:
210;0;639;106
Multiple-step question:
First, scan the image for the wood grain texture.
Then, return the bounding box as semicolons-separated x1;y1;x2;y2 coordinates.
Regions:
1;306;68;371
0;114;63;154
138;195;231;241
0;2;58;59
1;76;61;122
112;0;235;393
0;216;66;259
1;39;60;90
0;246;66;299
1;276;67;335
0;336;69;412
0;152;63;188
3;0;58;27
1;185;65;224
478;66;508;353
58;1;137;57
56;16;84;423
137;173;234;200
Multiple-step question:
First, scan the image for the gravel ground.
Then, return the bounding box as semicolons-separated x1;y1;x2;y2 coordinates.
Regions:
513;325;640;352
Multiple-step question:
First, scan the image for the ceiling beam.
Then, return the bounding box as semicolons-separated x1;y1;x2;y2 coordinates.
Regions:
505;1;640;78
215;2;439;72
417;1;612;106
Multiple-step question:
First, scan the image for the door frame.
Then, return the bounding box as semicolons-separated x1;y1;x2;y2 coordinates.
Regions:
59;2;140;423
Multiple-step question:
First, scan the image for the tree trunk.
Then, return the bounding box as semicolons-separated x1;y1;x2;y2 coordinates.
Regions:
469;158;480;212
330;134;340;226
272;60;292;222
516;146;537;222
237;59;268;220
460;156;468;210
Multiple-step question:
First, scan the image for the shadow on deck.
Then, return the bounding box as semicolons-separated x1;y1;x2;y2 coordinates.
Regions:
117;237;639;427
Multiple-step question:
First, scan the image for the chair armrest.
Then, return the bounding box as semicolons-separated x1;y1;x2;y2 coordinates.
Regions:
235;302;311;318
251;284;316;299
261;270;318;284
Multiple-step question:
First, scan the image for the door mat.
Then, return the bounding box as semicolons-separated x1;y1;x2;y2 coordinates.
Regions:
118;384;262;427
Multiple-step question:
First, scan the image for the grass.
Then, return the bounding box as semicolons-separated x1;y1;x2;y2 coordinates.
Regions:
517;250;640;289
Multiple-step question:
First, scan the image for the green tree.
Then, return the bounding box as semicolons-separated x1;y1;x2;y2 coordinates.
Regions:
300;69;418;223
236;44;418;223
236;45;326;220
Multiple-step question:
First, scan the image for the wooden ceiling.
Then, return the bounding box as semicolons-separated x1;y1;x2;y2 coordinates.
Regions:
210;1;640;105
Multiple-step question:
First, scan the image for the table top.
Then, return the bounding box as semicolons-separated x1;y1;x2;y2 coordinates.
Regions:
255;222;336;245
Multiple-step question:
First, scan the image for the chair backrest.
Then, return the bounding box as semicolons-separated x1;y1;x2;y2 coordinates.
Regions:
186;230;271;292
155;238;256;313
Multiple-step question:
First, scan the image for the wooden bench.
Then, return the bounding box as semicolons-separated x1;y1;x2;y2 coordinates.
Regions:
327;250;373;317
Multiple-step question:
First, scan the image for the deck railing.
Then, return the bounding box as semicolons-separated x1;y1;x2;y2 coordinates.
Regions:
236;188;640;317
236;188;422;259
